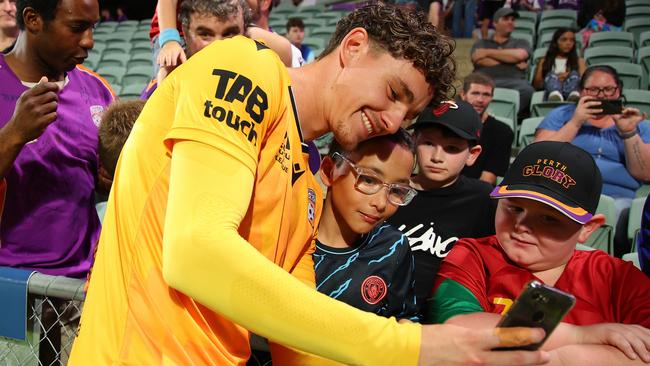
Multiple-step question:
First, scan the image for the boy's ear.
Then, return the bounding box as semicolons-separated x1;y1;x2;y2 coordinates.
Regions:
319;156;336;187
465;144;483;167
576;213;606;243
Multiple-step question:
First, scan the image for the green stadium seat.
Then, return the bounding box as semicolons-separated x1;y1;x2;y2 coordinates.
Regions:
90;43;106;54
302;36;326;50
625;6;650;23
488;88;520;134
587;31;635;49
532;47;547;66
639;31;650;48
583;194;617;254
624;18;650;45
628;197;646;249
103;42;132;56
511;32;533;48
100;53;129;67
537;18;574;40
302;18;327;28
539;9;577;24
609;62;643;89
514;19;536;38
96;21;118;32
96;66;126;85
518;117;544;147
128;53;154;69
637;184;650;198
584;46;634;66
627;0;650;9
623;89;650;116
270;18;288;31
119;84;145;100
103;32;134;45
122;66;152;86
139;18;153;26
309;25;336;40
131;32;150;43
131;41;152;55
83;53;100;70
530;91;571;117
537;32;553;48
517;11;538;25
297;4;325;15
111;83;121;96
273;2;299;15
637;46;650;88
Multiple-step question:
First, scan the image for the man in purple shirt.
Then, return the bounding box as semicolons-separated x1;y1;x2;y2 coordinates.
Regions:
0;0;114;278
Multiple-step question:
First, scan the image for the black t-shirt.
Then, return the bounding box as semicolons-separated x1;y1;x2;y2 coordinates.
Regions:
386;176;496;312
462;115;514;180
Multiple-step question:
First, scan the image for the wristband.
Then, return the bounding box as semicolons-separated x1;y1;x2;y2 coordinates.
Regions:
158;28;182;48
618;128;638;140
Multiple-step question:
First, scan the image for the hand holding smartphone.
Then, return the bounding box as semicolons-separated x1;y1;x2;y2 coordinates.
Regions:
494;281;576;351
589;99;624;115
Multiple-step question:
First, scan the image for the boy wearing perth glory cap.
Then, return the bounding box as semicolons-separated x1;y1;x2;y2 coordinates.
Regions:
427;141;650;365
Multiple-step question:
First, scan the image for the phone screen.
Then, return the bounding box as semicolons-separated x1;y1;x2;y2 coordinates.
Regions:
494;281;576;351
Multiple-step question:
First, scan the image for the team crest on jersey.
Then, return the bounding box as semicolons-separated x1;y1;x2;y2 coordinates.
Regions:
307;188;316;225
361;276;387;305
90;105;104;127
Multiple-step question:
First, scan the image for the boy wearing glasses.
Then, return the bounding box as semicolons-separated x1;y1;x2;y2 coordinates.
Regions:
387;100;496;316
313;129;419;320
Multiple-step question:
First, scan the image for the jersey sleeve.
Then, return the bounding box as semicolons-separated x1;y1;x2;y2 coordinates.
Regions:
426;239;489;323
610;258;650;327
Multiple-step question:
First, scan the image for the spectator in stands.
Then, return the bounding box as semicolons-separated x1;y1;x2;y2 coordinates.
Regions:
388;100;496;317
639;197;650;276
0;0;17;51
533;27;586;102
96;100;145;222
428;141;650;366
460;72;514;185
0;0;115;278
471;8;534;119
285;17;314;62
535;65;650;216
150;0;186;77
141;0;294;97
578;0;625;46
70;4;550;366
424;0;443;30
100;7;113;22
451;0;476;38
514;0;544;12
116;5;128;22
478;0;505;39
549;0;578;10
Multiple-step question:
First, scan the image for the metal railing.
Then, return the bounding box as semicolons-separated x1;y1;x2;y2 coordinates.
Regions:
0;272;85;366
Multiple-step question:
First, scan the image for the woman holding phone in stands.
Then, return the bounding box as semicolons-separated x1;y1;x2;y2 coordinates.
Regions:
533;27;586;102
535;65;650;255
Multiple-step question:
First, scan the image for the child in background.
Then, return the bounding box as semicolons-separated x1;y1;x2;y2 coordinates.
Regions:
429;141;650;365
388;100;496;316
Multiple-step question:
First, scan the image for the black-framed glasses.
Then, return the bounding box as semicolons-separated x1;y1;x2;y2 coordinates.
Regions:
332;152;417;206
583;86;619;97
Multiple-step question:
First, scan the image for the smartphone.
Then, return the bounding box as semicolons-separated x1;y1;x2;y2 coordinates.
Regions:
591;99;624;115
494;281;576;351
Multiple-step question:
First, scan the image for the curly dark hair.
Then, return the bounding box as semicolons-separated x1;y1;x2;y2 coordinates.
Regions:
319;3;456;106
541;27;579;80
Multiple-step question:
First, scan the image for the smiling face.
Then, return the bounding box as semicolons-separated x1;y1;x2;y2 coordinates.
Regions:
327;33;432;151
0;0;16;31
183;11;245;57
32;0;99;73
495;198;587;272
413;125;481;189
327;140;414;237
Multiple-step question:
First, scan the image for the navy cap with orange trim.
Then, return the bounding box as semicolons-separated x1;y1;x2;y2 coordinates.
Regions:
490;141;602;224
